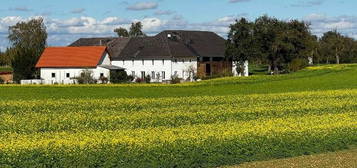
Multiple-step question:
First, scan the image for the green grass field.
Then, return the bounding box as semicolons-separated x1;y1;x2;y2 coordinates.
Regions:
0;64;356;167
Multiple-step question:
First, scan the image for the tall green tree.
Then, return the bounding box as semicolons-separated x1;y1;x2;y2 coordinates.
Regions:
253;16;312;74
114;22;145;38
226;18;256;74
320;31;344;64
254;15;287;74
8;18;47;81
114;27;129;37
129;22;145;37
0;49;11;66
0;50;4;66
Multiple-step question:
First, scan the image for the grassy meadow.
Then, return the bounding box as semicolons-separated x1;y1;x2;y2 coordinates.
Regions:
0;64;356;167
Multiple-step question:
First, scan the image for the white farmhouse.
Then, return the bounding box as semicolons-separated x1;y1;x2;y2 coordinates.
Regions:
36;30;248;84
70;30;248;82
35;46;123;84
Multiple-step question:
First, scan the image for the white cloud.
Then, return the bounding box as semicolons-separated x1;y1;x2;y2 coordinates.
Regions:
70;8;85;14
291;0;325;7
304;13;326;21
303;14;357;37
9;6;32;12
126;2;158;11
154;10;175;16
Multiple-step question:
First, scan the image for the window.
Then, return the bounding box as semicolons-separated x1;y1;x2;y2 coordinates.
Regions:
151;71;155;79
162;59;165;65
141;71;145;78
66;73;70;78
162;71;166;79
51;73;56;78
100;73;104;77
174;59;178;63
132;71;135;77
142;60;144;65
152;60;155;65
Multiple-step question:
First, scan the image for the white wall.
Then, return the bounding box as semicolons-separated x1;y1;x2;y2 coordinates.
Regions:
100;53;111;65
112;59;197;82
40;67;110;84
172;59;197;80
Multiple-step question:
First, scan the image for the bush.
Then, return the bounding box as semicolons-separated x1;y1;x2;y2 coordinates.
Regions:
110;71;130;84
135;78;144;83
288;59;308;72
127;75;134;82
75;70;97;84
99;76;109;84
144;75;151;83
171;75;181;84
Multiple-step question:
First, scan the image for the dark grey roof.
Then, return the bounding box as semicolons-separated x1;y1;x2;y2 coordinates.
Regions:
69;38;116;47
161;30;226;58
69;30;226;60
99;65;125;70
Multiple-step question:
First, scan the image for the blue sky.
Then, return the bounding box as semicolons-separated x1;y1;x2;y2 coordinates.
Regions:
0;0;356;50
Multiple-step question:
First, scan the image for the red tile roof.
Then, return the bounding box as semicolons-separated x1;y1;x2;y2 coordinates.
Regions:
36;46;107;68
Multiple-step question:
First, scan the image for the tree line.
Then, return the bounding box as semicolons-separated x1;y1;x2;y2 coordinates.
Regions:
226;15;357;74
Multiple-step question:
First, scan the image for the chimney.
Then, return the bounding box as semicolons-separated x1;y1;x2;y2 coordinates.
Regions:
99;39;103;46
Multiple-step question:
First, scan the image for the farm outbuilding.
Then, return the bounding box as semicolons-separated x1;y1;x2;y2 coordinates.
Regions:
35;46;124;84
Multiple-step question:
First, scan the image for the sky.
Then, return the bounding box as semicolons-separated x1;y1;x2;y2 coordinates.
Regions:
0;0;356;51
